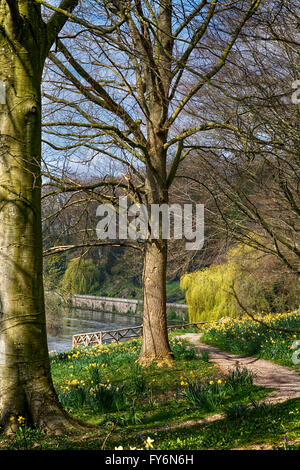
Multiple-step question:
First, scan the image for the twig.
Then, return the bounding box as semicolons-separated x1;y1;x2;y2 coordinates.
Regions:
101;423;116;450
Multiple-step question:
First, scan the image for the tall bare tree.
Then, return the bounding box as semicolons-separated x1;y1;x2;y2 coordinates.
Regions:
43;0;262;365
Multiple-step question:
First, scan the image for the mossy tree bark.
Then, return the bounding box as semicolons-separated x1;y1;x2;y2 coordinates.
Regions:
0;0;84;433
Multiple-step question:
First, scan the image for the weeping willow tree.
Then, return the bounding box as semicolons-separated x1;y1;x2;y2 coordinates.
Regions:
61;258;100;295
181;263;237;322
180;244;299;322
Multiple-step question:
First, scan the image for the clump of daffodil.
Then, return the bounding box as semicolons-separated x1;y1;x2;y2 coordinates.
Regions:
10;415;25;426
180;376;188;386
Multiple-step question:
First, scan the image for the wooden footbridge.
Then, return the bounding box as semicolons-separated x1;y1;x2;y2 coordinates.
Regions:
72;321;210;348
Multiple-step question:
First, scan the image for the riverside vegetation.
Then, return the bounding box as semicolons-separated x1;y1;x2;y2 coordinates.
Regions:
1;324;300;450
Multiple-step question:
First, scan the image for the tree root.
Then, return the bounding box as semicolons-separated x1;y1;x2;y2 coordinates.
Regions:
138;353;174;368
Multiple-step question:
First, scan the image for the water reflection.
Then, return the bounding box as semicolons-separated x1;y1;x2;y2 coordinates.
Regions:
47;307;141;353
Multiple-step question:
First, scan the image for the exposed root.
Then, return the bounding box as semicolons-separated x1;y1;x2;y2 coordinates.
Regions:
44;420;94;436
138;353;174;368
0;403;95;437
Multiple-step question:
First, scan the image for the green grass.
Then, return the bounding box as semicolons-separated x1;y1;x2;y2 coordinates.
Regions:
1;329;298;450
105;398;300;450
50;337;225;426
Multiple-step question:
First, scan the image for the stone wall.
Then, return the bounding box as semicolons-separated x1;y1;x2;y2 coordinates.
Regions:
71;294;188;319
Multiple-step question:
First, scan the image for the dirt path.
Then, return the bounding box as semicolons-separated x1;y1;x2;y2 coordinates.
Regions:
181;333;300;404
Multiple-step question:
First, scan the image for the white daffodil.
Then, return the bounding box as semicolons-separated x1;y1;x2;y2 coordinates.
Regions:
145;437;154;449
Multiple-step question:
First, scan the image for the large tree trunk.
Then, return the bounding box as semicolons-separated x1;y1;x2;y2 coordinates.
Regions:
139;238;173;366
0;1;84;433
138;141;173;366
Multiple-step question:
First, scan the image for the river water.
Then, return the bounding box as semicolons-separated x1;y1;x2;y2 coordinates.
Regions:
47;308;141;353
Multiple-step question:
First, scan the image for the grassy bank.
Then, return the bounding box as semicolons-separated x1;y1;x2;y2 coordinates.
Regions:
200;311;300;370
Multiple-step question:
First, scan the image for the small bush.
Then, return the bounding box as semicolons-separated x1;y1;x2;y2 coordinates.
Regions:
58;382;88;408
88;364;103;386
58;378;127;412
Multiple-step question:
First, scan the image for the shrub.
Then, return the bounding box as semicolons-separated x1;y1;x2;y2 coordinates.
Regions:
224;400;274;421
57;376;127;412
224;366;254;394
58;381;88;408
198;350;210;362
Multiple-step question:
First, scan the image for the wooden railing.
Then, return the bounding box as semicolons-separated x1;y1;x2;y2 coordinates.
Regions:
72;326;143;348
72;321;210;348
